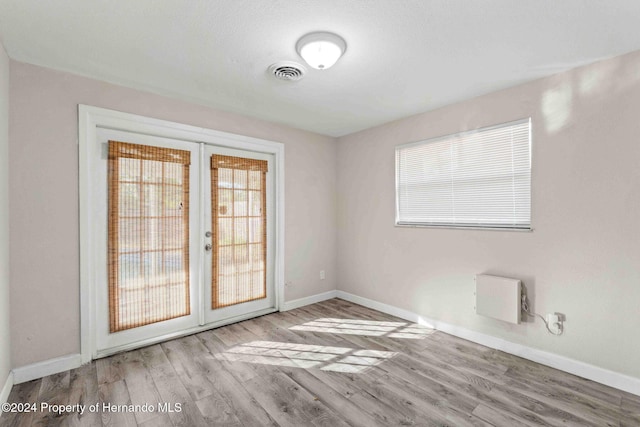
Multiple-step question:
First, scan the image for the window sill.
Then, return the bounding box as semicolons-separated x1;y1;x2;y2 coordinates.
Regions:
395;223;533;232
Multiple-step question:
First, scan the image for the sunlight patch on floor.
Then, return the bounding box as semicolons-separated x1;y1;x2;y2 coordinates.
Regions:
289;318;434;339
214;340;397;373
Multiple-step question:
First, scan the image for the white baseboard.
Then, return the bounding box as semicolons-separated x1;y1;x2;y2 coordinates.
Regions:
0;371;13;407
282;290;338;311
11;290;639;397
11;292;333;384
12;290;336;384
336;290;640;397
12;353;82;385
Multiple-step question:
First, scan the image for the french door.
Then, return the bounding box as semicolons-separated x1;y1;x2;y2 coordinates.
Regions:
203;144;275;325
94;127;275;355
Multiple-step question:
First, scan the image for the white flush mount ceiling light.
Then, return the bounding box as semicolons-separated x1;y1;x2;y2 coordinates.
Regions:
296;32;347;70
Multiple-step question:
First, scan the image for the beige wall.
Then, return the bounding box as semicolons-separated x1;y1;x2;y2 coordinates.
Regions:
337;50;640;379
8;46;640;382
0;43;10;389
9;61;337;367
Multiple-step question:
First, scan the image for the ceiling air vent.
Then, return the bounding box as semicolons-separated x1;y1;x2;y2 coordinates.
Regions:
269;61;306;81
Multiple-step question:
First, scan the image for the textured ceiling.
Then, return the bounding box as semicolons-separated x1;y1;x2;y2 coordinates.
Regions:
1;1;640;136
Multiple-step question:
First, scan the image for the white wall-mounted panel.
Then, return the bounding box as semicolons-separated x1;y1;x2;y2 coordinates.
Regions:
475;274;521;324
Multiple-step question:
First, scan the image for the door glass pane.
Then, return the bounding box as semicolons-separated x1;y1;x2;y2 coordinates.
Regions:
108;141;191;332
211;154;268;309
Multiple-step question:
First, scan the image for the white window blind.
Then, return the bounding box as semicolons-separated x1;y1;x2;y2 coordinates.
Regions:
395;118;531;229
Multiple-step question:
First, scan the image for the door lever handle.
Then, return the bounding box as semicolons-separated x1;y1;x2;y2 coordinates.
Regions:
205;243;212;252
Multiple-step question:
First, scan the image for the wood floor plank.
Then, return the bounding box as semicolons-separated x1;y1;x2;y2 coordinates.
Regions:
241;370;342;427
347;392;419;426
491;349;624;407
257;313;337;347
281;366;387;427
430;330;493;354
292;306;405;349
0;378;41;427
622;395;640;413
98;380;137;427
136;414;172;427
210;322;261;347
272;337;474;426
621;415;640;427
285;356;416;425
344;367;460;426
484;383;605;427
471;404;532;427
4;298;635;427
266;309;351;347
238;315;278;338
169;333;277;426
243;316;300;345
359;369;490;427
32;370;71;427
61;363;102;427
386;338;509;386
119;350;164;425
196;330;261;384
96;353;128;386
138;344;209;427
324;299;390;320
421;337;510;378
328;299;416;326
297;303;435;356
194;393;242;426
198;356;279;426
161;336;219;401
383;356;566;427
621;394;640;426
238;354;350;427
501;374;621;426
309;412;351;427
304;368;374;400
381;348;598;427
379;353;492;407
5;378;41;403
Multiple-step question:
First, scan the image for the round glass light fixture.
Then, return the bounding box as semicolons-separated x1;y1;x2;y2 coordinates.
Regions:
296;32;346;70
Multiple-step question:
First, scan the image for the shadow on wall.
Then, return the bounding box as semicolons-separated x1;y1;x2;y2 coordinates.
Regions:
540;54;640;134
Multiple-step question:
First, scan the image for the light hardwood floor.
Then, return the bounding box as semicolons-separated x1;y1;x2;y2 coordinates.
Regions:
2;298;639;426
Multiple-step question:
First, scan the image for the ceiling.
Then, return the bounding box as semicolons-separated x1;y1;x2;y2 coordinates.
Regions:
1;1;640;137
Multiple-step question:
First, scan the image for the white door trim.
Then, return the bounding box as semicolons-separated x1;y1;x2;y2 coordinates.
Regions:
202;145;276;324
79;104;285;364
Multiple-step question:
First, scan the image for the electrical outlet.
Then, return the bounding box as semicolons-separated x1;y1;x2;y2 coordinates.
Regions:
546;313;562;334
320;270;325;280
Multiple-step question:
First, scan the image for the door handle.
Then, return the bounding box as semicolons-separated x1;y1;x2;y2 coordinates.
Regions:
205;244;212;252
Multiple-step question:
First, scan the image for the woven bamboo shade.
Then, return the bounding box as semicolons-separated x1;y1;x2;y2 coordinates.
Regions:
108;141;191;332
210;154;268;309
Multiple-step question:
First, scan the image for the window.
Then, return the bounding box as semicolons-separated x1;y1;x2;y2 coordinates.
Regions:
210;154;268;309
395;118;531;230
108;140;191;332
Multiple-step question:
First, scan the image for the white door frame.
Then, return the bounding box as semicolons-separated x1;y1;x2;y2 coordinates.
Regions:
79;105;285;363
201;145;276;325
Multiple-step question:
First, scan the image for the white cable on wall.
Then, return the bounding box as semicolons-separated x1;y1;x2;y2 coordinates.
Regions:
521;293;563;335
